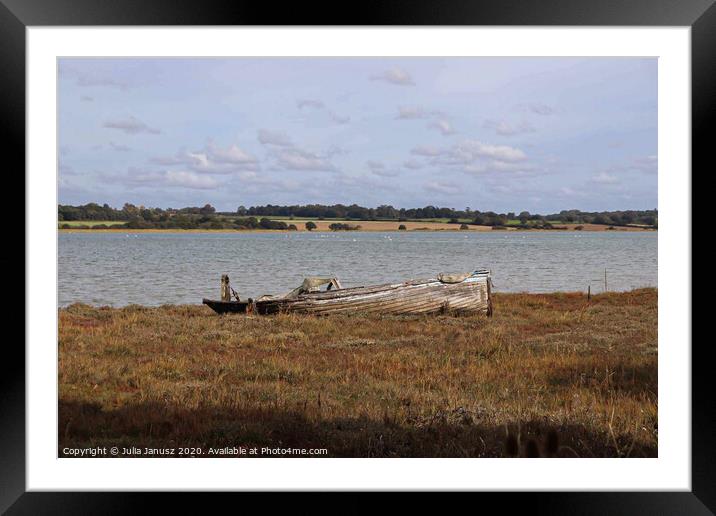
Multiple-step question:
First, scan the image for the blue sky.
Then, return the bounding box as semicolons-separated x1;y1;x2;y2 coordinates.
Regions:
58;57;657;213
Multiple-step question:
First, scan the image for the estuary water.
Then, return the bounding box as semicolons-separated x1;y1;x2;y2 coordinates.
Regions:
58;231;657;307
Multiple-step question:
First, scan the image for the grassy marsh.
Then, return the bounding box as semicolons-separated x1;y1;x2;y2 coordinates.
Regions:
58;289;657;458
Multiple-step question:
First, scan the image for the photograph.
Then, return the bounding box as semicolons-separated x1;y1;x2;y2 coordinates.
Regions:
56;56;659;460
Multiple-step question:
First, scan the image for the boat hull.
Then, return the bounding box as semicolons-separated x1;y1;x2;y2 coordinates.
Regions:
201;299;249;314
203;270;492;316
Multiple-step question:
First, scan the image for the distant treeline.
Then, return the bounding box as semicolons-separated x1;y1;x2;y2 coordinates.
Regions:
58;203;217;221
236;204;657;227
58;202;658;230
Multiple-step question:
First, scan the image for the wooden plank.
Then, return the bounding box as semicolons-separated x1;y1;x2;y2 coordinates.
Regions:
276;280;490;316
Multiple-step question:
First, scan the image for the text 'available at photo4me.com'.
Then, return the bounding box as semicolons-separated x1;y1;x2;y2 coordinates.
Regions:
61;445;330;457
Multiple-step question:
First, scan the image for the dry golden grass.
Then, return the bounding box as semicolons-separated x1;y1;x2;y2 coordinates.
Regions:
58;289;657;458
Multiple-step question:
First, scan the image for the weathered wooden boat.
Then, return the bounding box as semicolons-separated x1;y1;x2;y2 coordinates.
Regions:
202;269;492;316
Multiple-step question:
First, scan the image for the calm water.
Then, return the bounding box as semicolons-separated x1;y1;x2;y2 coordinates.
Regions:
58;231;657;307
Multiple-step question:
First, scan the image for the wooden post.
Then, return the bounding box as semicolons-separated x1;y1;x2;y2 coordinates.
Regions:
486;278;493;317
604;269;607;292
221;274;231;302
587;285;591;301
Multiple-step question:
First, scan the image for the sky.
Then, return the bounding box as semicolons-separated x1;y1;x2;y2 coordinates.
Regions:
58;57;657;213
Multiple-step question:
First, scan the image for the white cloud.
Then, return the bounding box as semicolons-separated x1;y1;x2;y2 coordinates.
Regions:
428;119;456;136
186;151;258;174
397;105;455;136
103;116;160;135
458;140;527;162
273;147;336;172
206;142;257;164
410;139;530;178
370;67;415;86
258;130;342;172
412;140;525;164
462;160;533;176
186;152;211;168
107;167;220;190
397;105;454;138
150;142;259;174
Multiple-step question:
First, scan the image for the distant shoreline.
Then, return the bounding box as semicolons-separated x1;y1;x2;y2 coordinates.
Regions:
59;226;656;234
58;220;655;234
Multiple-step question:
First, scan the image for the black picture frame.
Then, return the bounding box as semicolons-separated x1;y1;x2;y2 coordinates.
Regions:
2;0;706;512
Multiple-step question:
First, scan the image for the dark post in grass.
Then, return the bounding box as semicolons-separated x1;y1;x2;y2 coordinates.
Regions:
221;274;231;302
